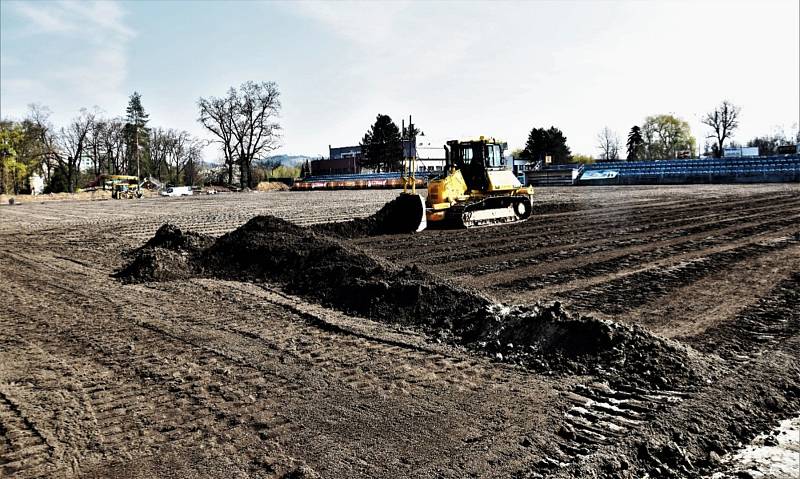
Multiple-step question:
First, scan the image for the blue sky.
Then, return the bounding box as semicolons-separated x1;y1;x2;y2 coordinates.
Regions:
2;0;798;159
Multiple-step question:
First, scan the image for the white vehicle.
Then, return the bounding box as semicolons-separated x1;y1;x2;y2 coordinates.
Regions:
160;186;193;197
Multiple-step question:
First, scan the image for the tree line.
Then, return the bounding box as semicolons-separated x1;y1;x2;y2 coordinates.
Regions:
523;100;797;164
1;81;285;195
3;92;797;194
0;93;205;194
354;100;797;171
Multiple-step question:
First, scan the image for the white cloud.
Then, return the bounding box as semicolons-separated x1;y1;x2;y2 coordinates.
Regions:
13;2;74;33
3;1;134;121
14;0;134;39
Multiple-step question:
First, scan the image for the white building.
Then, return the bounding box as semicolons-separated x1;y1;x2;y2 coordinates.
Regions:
29;173;44;194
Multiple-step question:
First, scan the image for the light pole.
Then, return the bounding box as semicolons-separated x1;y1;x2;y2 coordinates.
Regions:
135;122;140;180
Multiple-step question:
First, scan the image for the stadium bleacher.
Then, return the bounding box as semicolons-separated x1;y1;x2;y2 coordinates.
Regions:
294;155;800;189
577;155;800;185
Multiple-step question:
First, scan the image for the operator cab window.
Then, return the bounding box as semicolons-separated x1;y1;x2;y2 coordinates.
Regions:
486;144;502;168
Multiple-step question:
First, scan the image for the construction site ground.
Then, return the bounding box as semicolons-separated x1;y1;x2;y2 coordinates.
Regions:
1;184;798;478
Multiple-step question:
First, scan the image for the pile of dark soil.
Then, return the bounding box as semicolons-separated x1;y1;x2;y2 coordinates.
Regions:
115;224;213;283
465;302;706;389
118;215;707;389
200;215;490;329
312;194;426;238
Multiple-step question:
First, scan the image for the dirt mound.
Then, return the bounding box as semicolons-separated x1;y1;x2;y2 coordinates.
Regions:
201;215;490;328
143;223;215;251
466;303;704;388
312;194;426;238
116;224;212;283
118;215;708;389
256;181;290;192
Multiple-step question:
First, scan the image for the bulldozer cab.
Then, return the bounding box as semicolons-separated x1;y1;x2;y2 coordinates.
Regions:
101;175;142;199
445;138;506;191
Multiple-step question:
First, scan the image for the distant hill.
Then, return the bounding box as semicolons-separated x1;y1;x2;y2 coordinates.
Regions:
267;155;317;166
203;154;317;168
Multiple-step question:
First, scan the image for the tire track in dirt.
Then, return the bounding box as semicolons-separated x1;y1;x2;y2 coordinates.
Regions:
613;245;800;339
427;194;795;266
560;232;800;316
548;382;693;465
0;388;55;477
435;197;800;275
356;192;793;262
0;245;568;478
479;212;800;295
0;279;306;477
508;221;800;306
683;272;800;363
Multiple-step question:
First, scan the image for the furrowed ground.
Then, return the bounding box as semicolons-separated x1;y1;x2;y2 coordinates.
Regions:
1;184;798;478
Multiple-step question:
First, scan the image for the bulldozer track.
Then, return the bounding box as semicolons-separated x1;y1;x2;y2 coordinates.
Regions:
0;388;54;477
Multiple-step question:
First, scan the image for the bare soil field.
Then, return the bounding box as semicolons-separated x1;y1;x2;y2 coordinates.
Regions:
1;184;798;478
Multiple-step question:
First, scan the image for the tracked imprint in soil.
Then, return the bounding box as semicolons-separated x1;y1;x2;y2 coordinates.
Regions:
355;192;800;267
480;212;800;295
561;232;800;315
443;197;800;278
1;247;566;478
685;272;800;363
551;382;693;462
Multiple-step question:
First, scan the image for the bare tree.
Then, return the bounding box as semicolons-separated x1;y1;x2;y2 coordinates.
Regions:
102;119;127;175
166;130;189;184
86;119;107;177
231;81;281;188
702;100;740;158
59;109;96;192
27;104;61;185
597;127;620;160
150;127;172;181
198;94;238;185
199;81;281;188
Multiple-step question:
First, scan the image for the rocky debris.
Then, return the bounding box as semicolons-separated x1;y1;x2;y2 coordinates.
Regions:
118;215;709;390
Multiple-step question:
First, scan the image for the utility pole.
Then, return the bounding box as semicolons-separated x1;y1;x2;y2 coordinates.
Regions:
135;122;140;180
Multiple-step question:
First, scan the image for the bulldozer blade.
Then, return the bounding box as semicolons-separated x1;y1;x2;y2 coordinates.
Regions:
386;193;427;233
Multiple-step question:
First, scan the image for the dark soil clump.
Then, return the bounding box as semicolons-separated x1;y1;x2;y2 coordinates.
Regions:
118;214;709;390
466;302;706;389
115;224;212;283
142;223;215;252
201;215;490;328
311;194;425;238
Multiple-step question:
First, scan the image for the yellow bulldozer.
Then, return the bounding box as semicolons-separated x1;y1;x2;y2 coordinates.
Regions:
393;136;533;232
101;175;143;199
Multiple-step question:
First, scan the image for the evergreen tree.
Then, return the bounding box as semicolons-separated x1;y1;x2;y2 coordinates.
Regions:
519;126;571;164
360;114;403;172
626;125;644;160
124;91;150;178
